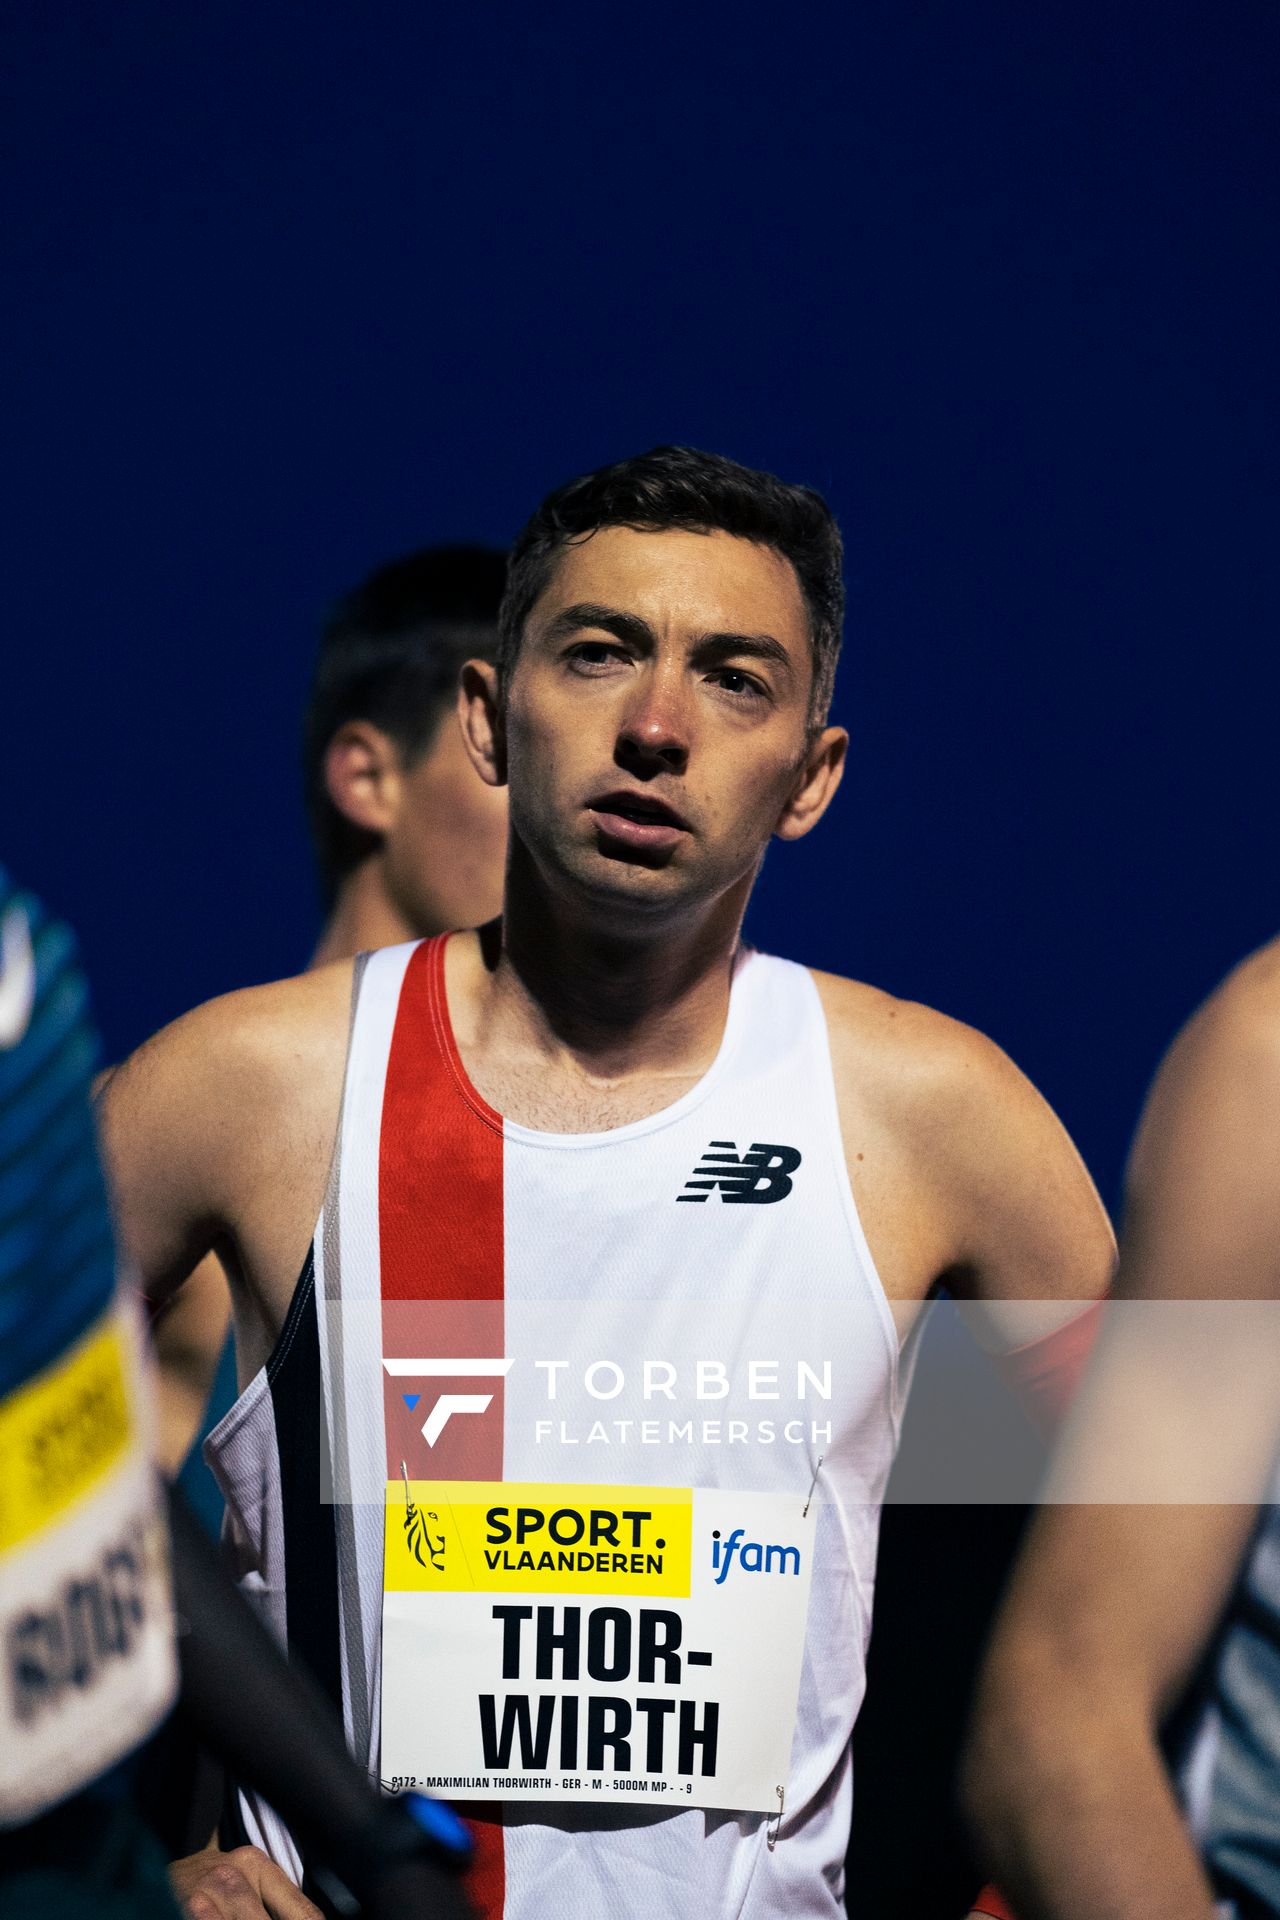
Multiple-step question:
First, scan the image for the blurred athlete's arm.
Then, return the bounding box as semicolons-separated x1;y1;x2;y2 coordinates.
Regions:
962;952;1280;1920
165;1487;472;1920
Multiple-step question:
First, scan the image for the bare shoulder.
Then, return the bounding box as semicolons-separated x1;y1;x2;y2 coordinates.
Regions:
104;960;355;1116
98;960;357;1303
98;960;356;1213
810;967;1111;1306
809;966;1028;1137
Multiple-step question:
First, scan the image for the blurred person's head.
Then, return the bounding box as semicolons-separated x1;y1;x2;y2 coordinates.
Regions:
304;545;509;950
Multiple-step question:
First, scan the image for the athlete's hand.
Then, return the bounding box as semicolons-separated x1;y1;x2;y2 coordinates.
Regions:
169;1844;323;1919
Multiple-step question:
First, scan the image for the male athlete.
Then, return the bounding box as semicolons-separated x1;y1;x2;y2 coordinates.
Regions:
965;941;1280;1919
152;544;509;1475
100;446;1113;1919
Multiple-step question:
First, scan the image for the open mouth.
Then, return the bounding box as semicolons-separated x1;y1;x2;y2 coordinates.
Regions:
590;790;689;830
587;789;691;851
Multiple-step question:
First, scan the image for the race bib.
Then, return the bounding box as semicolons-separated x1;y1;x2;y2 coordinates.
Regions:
0;1304;177;1825
382;1480;815;1812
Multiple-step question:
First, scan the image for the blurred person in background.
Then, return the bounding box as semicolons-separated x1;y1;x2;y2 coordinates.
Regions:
965;938;1280;1919
151;543;509;1482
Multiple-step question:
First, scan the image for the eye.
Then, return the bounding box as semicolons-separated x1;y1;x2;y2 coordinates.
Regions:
708;666;767;699
565;640;626;673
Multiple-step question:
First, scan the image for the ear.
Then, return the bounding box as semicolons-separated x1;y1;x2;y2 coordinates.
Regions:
773;726;848;842
459;660;507;787
322;720;405;835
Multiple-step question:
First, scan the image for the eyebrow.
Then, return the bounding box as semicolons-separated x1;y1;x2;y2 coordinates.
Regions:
541;603;655;648
541;602;796;679
690;631;795;678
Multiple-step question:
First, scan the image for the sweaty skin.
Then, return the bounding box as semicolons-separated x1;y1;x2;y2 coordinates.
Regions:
962;940;1280;1920
100;527;1114;1915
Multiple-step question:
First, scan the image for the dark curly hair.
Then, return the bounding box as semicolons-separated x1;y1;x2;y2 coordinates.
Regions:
499;445;844;723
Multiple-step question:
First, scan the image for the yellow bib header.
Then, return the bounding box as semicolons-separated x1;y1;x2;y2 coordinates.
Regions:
385;1480;692;1596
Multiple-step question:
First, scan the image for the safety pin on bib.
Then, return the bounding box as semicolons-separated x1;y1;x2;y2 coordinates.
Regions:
802;1455;824;1518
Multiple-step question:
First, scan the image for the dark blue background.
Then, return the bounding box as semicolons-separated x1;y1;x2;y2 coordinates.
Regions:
4;2;1277;1214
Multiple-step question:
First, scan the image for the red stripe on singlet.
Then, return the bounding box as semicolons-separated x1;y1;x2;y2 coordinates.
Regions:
380;934;504;1308
380;933;507;1920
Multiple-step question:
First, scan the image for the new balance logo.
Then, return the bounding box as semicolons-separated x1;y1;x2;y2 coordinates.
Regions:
677;1141;801;1205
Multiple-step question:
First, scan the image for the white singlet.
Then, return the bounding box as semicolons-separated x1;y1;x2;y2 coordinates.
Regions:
206;934;917;1918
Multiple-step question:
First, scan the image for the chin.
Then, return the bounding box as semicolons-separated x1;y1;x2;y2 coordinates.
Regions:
515;819;713;922
559;847;694;915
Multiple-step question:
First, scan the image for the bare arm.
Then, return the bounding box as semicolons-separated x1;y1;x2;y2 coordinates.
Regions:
97;967;349;1391
963;953;1280;1920
149;1253;234;1473
820;977;1115;1330
929;1020;1115;1329
95;1058;238;1473
97;992;257;1305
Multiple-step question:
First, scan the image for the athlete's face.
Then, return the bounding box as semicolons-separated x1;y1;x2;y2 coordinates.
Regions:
464;527;846;918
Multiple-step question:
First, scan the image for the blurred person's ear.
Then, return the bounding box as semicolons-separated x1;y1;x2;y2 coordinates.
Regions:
322;720;406;834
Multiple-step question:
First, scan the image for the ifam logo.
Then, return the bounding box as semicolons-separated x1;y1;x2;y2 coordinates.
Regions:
710;1526;801;1584
383;1358;513;1446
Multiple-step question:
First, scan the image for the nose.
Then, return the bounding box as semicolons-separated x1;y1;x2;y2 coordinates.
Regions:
615;667;690;777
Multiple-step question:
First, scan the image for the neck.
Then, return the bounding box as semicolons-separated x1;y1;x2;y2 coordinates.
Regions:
480;840;752;1079
309;859;427;969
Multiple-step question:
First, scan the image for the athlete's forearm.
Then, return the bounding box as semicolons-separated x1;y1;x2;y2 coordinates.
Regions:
964;1685;1218;1920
